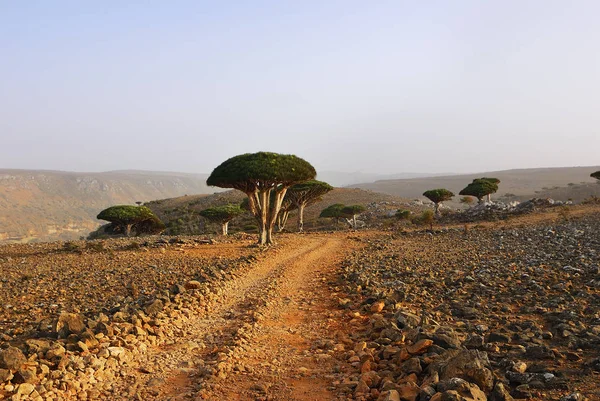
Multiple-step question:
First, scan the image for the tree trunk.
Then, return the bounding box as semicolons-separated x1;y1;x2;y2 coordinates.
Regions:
125;224;133;237
297;203;305;232
487;194;492;202
434;203;440;216
277;210;289;232
222;221;228;236
264;187;288;245
258;225;267;244
353;214;357;229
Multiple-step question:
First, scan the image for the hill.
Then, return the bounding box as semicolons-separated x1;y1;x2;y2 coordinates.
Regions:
146;188;416;235
0;169;213;243
316;171;450;187
352;166;600;202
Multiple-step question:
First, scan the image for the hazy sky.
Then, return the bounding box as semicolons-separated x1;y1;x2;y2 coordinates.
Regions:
1;1;599;175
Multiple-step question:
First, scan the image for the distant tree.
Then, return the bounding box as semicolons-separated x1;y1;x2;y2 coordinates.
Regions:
97;205;164;237
283;180;334;232
591;171;600;182
480;177;501;201
395;209;411;220
319;203;346;226
422;188;454;216
459;178;499;204
275;195;296;232
206;152;316;245
341;205;366;229
460;196;475;205
199;204;244;235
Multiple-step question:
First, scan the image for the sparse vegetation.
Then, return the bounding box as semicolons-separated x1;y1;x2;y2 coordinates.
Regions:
199;204;245;235
557;205;571;221
97;205;165;237
422;188;454;215
341;205;366;229
411;209;435;230
395;209;411;220
459;196;475;205
319;203;346;226
283;180;333;232
459;178;499;203
206;152;316;245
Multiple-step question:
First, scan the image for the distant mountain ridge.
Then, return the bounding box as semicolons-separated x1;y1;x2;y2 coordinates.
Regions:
317;171;451;187
352;166;600;201
0;169;213;243
1;165;598;243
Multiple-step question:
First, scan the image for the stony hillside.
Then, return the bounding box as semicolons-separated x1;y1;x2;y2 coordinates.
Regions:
0;170;213;243
353;166;600;202
146;188;417;235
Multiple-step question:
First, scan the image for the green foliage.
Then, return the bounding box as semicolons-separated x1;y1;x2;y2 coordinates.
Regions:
319;203;345;218
136;216;166;234
285;180;333;231
480;177;500;184
395;209;411;220
591;171;600;181
206;152;317;190
286;180;333;201
422;188;454;204
199;204;244;223
411;210;435;228
341;205;366;217
207;152;317;244
97;205;164;236
63;241;81;252
459;178;499;201
97;205;156;225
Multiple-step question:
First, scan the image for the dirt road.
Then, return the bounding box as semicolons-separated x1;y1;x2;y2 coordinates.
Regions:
110;235;358;401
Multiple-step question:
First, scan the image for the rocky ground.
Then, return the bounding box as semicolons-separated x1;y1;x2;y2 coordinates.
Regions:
337;210;600;401
0;207;599;401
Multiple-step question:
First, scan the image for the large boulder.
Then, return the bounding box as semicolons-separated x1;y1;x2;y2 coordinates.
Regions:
55;312;86;338
428;350;494;393
0;347;26;370
437;378;487;401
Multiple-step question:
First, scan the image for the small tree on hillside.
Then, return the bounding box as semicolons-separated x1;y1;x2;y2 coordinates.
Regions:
199;204;244;235
591;171;600;182
341;205;366;229
206;152;316;245
97;205;164;237
320;203;346;226
422;188;454;216
459;179;499;204
412;209;435;230
480;177;500;201
395;209;411;220
284;180;334;232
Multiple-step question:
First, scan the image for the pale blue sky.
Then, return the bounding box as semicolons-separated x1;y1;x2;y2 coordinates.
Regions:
1;1;598;174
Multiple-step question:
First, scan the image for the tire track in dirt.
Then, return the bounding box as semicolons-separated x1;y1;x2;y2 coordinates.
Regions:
201;235;352;401
111;235;357;400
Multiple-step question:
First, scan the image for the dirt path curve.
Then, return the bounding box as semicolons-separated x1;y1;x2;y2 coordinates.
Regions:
112;234;360;401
